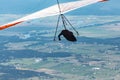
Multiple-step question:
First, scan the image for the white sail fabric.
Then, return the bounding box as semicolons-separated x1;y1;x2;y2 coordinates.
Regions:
0;0;103;30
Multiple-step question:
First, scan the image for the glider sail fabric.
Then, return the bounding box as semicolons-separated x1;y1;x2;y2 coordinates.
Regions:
0;0;106;30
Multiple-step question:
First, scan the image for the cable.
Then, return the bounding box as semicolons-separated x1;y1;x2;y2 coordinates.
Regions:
62;15;79;36
56;0;62;14
53;15;61;41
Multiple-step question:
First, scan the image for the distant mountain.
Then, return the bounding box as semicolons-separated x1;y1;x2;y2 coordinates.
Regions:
78;36;120;45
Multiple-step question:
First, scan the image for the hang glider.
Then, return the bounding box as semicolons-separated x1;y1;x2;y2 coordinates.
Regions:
0;0;108;30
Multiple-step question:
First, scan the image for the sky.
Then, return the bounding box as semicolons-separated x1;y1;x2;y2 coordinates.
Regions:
0;0;120;15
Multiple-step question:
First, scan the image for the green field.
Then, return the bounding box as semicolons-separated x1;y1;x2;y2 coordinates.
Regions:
1;43;120;80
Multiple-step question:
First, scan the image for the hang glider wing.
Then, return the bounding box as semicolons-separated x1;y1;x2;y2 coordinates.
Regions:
0;0;107;30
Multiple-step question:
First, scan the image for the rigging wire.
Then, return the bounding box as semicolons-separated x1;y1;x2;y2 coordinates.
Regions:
57;0;67;29
54;15;61;41
62;15;79;35
56;0;62;14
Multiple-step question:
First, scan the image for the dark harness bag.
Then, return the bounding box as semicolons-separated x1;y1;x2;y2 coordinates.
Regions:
58;30;77;42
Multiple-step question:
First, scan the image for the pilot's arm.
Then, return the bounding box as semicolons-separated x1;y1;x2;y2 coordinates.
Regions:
58;31;63;41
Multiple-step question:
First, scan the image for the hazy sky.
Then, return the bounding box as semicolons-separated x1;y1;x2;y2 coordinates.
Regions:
0;0;119;15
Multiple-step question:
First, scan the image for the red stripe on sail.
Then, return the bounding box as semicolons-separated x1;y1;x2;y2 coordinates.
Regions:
0;21;23;30
99;0;108;2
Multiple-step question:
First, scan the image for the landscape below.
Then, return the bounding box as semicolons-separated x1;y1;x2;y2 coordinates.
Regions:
0;15;120;80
